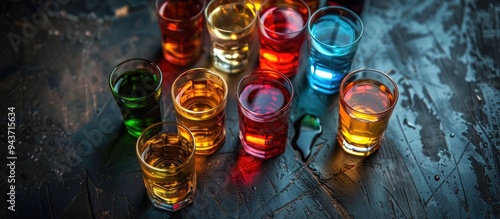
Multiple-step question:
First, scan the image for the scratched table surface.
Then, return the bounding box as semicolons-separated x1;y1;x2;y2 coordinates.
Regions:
0;0;499;218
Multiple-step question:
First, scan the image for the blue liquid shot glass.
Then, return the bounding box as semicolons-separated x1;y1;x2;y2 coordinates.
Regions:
306;6;363;94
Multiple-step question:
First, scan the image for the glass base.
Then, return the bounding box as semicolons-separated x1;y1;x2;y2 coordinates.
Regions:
239;133;285;160
195;132;226;156
150;195;194;212
147;174;197;212
338;135;380;157
163;52;198;67
127;129;141;138
307;79;340;95
258;57;298;78
306;66;344;94
211;53;250;74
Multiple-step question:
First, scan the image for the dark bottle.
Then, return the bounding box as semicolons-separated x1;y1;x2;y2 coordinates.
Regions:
326;0;365;16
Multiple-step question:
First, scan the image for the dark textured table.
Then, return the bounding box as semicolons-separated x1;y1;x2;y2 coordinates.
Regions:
1;0;499;218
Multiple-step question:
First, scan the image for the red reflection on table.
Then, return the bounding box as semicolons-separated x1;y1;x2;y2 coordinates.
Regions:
230;151;263;185
155;56;184;85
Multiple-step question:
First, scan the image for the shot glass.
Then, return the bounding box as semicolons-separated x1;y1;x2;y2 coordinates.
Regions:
306;6;363;94
337;69;399;156
155;0;206;66
171;68;228;155
136;122;196;211
109;58;163;138
205;0;257;74
257;0;310;78
236;70;294;159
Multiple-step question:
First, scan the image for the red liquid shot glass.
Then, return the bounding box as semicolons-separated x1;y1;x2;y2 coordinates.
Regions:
155;0;205;66
236;70;294;159
257;0;310;78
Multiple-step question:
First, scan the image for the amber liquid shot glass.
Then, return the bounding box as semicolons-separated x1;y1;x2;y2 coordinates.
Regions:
236;70;294;159
109;58;163;138
205;0;257;74
337;69;399;156
136;122;196;212
156;0;206;66
171;68;228;155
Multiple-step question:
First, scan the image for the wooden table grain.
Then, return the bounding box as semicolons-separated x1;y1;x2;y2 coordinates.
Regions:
0;0;498;218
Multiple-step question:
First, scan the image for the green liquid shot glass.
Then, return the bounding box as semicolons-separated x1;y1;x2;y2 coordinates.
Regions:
109;59;163;138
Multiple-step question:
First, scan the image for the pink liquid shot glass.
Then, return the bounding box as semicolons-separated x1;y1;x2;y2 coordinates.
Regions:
236;70;294;159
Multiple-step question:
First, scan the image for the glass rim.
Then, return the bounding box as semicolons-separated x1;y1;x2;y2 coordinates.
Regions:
171;68;229;115
257;0;310;37
339;68;399;115
136;122;196;172
205;0;257;33
109;58;163;101
156;0;206;22
308;6;364;49
236;69;294;118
